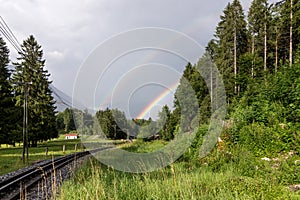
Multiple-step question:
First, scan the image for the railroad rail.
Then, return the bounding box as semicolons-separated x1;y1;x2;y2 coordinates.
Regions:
0;146;112;200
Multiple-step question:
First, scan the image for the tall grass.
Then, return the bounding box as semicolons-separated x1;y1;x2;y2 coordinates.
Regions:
58;140;300;200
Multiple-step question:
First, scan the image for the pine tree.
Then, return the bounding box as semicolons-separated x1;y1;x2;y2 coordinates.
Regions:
214;0;248;101
12;35;58;147
173;63;203;132
0;37;19;145
248;0;274;75
270;3;282;72
95;108;128;139
157;105;174;141
63;108;76;132
276;0;300;66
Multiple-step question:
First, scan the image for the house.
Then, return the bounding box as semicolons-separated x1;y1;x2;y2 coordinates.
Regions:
65;133;78;140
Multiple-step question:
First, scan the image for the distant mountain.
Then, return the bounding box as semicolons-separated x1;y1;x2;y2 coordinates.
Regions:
50;84;73;112
50;84;91;113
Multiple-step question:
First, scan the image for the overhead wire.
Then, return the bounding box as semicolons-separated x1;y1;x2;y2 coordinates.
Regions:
0;16;84;111
0;26;22;53
0;16;22;50
0;16;22;53
51;87;74;108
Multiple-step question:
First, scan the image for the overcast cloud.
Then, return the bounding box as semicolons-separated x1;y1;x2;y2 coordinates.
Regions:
0;0;276;118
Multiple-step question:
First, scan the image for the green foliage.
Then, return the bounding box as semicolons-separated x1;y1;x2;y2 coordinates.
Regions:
58;1;300;199
229;123;294;156
156;105;174;141
276;0;300;65
214;0;248;101
226;63;300;156
180;125;208;162
122;139;166;153
173;61;211;133
56;111;65;131
271;64;300;123
248;0;275;72
58;143;300;200
71;108;93;136
12;35;58;146
95;108;128;139
63;108;76;132
0;37;19;145
174;63;201;132
138;118;159;141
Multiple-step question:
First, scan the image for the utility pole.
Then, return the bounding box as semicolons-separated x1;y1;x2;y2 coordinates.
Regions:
21;82;32;164
22;84;26;163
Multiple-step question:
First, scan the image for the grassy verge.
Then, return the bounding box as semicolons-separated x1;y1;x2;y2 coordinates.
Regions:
58;140;300;200
0;135;84;175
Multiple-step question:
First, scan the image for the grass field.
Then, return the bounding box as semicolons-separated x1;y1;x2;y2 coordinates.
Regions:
0;135;85;175
58;140;300;200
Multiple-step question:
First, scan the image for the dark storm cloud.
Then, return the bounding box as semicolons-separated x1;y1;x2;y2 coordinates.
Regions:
0;0;268;114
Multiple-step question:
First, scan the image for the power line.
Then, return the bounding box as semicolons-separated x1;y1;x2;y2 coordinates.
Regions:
50;84;87;111
0;16;22;53
0;16;22;49
0;26;22;52
51;86;73;108
0;16;86;112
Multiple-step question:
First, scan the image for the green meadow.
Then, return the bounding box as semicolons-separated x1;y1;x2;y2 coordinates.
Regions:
58;140;300;200
0;135;84;175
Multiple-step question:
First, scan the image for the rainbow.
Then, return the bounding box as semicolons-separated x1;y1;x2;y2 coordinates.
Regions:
136;82;179;119
95;25;204;113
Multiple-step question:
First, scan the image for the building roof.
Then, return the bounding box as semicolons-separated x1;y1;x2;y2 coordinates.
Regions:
65;133;78;136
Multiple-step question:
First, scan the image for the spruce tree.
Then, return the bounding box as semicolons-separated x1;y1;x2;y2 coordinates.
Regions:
214;0;248;102
12;35;58;146
248;0;274;75
0;37;18;145
276;0;300;65
173;63;203;132
157;105;174;141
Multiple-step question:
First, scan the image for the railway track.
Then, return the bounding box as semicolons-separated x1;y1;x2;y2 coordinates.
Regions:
0;146;112;200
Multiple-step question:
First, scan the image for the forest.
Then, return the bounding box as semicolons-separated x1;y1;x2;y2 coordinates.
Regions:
0;0;299;163
0;0;299;198
56;0;299;150
59;1;300;198
0;35;57;147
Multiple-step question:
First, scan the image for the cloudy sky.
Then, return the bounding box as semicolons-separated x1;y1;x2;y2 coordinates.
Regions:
0;0;276;118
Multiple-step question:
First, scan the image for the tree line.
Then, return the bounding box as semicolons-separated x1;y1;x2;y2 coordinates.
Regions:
6;0;297;146
137;0;300;142
0;35;57;147
209;0;300;102
58;0;300;143
162;0;300;139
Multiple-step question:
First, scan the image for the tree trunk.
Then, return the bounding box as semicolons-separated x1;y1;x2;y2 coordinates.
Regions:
275;27;278;72
251;34;255;78
234;29;237;95
210;60;213;109
290;0;293;67
264;13;267;72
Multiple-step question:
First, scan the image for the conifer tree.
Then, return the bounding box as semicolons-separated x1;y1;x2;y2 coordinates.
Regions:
276;0;300;66
0;37;19;145
12;35;57;146
214;0;248;101
248;0;274;75
157;105;174;141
